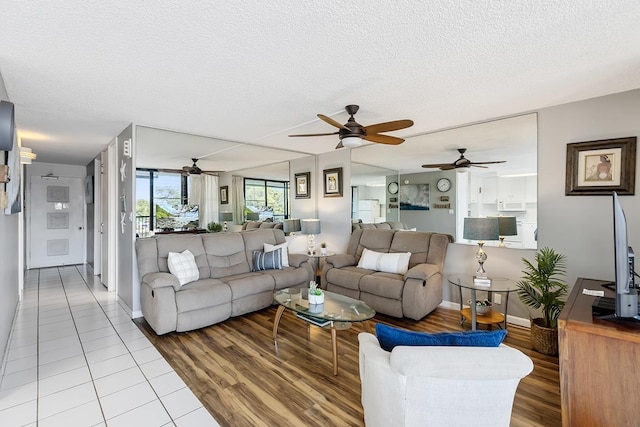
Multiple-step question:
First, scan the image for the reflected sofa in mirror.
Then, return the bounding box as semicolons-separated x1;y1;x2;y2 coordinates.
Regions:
350;113;537;249
350;161;399;225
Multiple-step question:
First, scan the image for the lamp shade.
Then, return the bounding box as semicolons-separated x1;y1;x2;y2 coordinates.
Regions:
301;219;321;235
463;217;499;241
490;216;518;236
245;212;260;221
283;218;301;234
220;212;233;222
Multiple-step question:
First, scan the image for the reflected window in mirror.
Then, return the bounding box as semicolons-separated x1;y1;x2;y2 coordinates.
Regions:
244;178;290;222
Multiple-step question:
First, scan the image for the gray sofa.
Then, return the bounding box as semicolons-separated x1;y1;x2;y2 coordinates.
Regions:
135;228;314;335
351;221;407;232
321;229;450;320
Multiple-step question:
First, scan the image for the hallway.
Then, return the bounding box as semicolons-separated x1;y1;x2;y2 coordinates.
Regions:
0;266;219;426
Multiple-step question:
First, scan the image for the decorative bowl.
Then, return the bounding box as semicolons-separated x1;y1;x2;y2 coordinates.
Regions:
469;299;492;315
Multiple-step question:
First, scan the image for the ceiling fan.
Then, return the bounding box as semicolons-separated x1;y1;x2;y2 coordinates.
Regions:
289;104;414;149
421;148;506;170
181;158;220;176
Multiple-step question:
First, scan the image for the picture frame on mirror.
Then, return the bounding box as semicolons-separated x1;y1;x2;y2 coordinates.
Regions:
220;185;229;204
323;167;343;197
565;137;636;195
295;172;311;199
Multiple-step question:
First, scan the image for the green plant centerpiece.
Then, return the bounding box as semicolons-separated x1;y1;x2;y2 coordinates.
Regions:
516;247;568;355
207;222;223;233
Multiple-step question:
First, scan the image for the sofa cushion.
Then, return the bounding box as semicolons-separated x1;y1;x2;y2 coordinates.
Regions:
375;324;507;352
264;242;289;267
326;266;374;291
167;250;199;286
252;249;283;271
356;229;396;260
156;235;210;279
175;279;231;313
223;272;276;299
360;272;405;299
245;221;262;230
265;267;311;290
202;233;251;278
357;248;411;274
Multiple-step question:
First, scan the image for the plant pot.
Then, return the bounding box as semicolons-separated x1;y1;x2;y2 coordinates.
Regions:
530;317;558;355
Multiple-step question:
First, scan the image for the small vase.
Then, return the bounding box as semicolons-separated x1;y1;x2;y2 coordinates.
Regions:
309;292;324;304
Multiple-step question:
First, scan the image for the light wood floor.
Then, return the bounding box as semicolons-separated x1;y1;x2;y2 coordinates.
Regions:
135;306;561;426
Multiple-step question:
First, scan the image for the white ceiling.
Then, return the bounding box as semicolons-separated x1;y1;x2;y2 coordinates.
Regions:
1;1;640;171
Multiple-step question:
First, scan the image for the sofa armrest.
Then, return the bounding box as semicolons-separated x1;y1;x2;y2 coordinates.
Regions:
288;253;309;268
325;253;357;269
404;263;440;283
142;272;181;291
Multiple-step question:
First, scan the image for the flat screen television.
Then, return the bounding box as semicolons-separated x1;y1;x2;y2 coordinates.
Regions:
594;192;639;319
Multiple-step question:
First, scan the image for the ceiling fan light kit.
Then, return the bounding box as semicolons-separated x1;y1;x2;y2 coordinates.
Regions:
289;104;413;149
341;136;362;148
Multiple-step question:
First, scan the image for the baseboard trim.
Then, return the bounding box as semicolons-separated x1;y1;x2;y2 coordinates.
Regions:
439;300;530;328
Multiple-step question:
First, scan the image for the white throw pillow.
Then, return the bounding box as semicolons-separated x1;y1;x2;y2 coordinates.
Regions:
357;248;411;275
264;242;289;267
167;249;199;286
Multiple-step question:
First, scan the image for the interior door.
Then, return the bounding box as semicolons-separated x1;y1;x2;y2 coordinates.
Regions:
29;176;85;268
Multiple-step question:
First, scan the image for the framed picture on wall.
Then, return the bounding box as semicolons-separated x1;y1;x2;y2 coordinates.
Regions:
220;185;229;204
295;172;311;199
323;167;343;197
399;183;430;210
566;137;636;195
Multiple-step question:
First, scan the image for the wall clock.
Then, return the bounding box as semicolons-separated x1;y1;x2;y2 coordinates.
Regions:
436;177;451;192
388;182;399;194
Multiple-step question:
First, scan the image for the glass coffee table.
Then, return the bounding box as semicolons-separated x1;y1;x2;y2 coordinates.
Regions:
273;288;375;375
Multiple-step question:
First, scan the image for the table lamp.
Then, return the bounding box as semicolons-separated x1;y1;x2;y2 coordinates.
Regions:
489;216;518;247
283;218;301;235
220;212;233;232
245;212;260;221
301;219;321;255
463;217;499;278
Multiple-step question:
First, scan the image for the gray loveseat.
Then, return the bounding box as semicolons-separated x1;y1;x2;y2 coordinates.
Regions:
321;229;450;320
135;229;314;335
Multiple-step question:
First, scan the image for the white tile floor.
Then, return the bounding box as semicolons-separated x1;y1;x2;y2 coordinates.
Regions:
0;266;220;427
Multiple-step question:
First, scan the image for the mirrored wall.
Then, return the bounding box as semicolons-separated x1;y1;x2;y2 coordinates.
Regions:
350;161;399;224
351;113;538;249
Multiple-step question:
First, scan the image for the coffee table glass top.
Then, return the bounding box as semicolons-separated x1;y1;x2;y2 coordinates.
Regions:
273;288;375;322
447;275;518;293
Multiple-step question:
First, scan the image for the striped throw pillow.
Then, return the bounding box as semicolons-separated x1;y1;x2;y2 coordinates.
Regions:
357;248;411;274
252;248;283;271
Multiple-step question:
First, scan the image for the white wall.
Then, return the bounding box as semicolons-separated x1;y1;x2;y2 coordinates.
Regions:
316;149;351;253
0;73;19;366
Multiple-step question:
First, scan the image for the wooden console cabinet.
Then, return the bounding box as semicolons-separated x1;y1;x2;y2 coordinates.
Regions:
558;278;640;426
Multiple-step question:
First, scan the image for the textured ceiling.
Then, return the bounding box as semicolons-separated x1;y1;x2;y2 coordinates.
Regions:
1;1;639;170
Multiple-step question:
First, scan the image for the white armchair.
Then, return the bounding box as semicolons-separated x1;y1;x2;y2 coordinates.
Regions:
358;332;534;427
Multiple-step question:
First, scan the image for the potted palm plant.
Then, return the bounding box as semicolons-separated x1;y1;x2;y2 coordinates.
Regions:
516;247;568;355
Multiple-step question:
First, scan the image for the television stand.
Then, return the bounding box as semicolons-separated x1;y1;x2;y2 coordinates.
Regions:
592;296;640;321
559;278;640;426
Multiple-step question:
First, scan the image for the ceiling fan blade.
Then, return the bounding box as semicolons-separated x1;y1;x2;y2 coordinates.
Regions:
317;114;350;130
288;131;339;137
439;165;456;170
470;164;489;169
364;133;404;145
422;163;455;169
469;160;506;165
363;119;414;134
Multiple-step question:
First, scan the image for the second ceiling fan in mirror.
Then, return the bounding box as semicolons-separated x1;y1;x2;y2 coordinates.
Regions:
181;158;221;176
421;148;506;170
289;104;414;149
